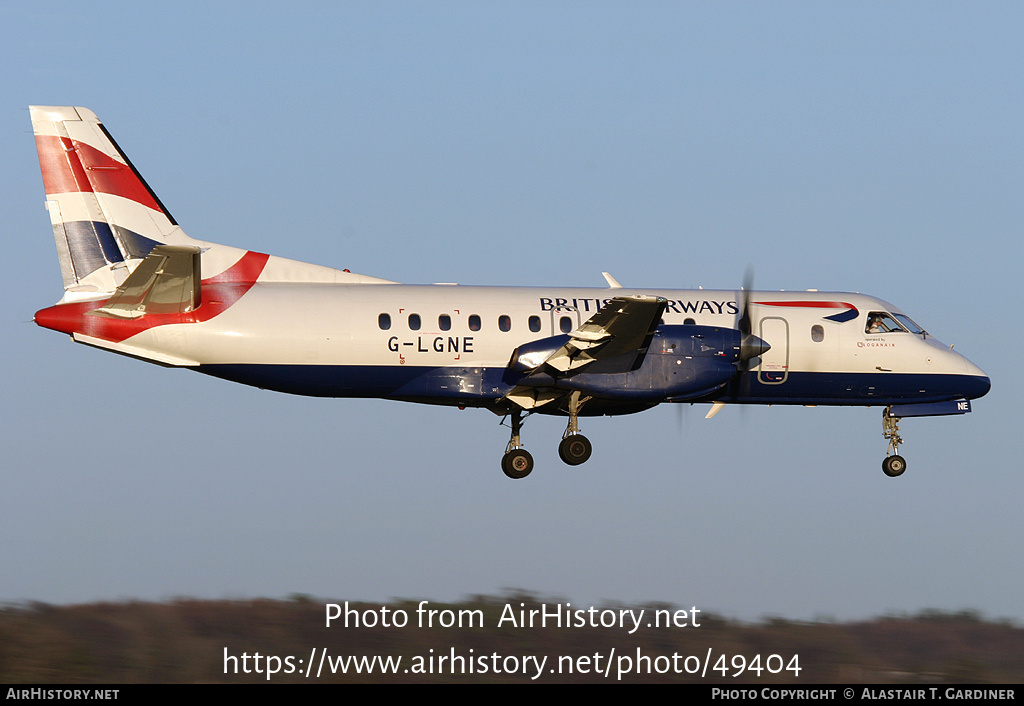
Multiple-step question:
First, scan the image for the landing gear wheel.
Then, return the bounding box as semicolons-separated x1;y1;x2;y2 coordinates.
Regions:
882;455;907;477
502;449;534;479
558;434;593;466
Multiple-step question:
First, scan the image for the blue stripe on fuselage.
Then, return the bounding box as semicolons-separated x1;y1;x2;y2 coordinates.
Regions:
195;363;989;408
724;370;990;405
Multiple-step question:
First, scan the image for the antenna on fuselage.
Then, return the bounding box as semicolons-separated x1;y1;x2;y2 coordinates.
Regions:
602;272;622;289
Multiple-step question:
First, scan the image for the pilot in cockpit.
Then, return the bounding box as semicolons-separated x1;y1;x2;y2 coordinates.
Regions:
866;312;902;334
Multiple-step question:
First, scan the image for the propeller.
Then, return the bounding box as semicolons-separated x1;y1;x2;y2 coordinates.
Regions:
737;267;753;338
701;269;769;419
675;400;691;436
708;268;767;419
735;268;769;369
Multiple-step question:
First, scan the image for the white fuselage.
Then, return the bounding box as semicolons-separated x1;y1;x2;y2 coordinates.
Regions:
52;282;987;411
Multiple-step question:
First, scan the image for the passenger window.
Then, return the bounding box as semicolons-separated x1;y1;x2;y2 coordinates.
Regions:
378;313;391;330
560;316;573;333
498;315;511;332
439;314;451;331
811;324;824;342
684;318;696;325
408;313;421;331
469;315;481;331
529;315;541;333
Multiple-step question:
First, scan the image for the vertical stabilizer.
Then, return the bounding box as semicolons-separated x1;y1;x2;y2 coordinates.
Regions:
31;106;398;292
31;106;190;297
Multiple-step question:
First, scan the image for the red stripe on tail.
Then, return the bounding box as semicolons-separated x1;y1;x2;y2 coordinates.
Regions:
35;135;163;213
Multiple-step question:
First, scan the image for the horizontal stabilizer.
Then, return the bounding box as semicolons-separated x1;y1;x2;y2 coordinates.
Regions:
90;245;201;319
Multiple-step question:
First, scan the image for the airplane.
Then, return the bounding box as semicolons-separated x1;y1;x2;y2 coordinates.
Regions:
28;106;991;479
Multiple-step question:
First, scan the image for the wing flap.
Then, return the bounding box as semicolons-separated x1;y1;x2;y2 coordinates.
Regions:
505;387;564;410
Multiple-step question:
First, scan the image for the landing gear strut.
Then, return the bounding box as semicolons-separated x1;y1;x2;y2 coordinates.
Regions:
501;409;534;479
558;391;593;466
499;392;597;478
882;406;907;477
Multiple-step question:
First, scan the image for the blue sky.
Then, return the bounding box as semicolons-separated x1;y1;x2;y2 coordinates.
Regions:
2;2;1021;624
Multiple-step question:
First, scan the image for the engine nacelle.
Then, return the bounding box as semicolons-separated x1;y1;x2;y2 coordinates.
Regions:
508;334;572;373
510;325;768;402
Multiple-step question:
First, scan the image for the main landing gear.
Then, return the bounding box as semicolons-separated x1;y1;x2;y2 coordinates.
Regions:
558;434;592;465
501;409;534;479
500;391;594;479
558;391;592;466
882;406;907;478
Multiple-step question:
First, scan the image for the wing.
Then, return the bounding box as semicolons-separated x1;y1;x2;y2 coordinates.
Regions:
505;294;667;409
544;294;666;373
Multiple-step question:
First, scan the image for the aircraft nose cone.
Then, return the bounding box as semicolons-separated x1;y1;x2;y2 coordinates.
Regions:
964;374;991;400
957;355;990;399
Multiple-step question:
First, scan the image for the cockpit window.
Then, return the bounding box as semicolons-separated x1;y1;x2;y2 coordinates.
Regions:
892;313;926;335
865;312;906;334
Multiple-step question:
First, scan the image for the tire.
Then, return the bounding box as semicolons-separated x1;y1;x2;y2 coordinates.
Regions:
502;449;534;479
558;434;593;466
882;454;907;477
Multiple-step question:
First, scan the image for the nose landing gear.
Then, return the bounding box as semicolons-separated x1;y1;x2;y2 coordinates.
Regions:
882;407;907;477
